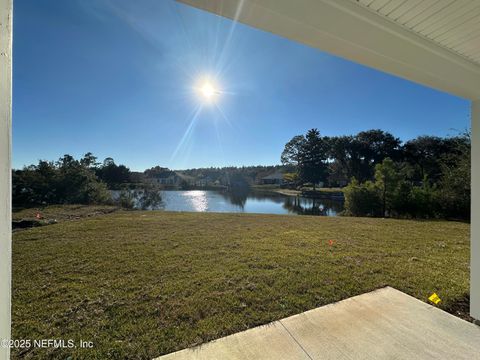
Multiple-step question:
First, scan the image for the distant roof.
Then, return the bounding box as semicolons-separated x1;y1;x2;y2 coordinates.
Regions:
175;172;195;181
262;171;284;180
149;171;176;179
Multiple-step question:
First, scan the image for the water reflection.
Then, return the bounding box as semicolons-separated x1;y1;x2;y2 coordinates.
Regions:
183;190;208;212
282;196;341;216
219;187;250;208
123;188;343;216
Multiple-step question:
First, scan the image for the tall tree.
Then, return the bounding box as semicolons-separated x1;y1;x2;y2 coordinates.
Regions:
298;129;329;190
328;135;363;183
80;152;99;170
437;131;471;219
374;158;401;217
356;130;402;180
403;136;447;182
96;158;131;188
281;135;306;167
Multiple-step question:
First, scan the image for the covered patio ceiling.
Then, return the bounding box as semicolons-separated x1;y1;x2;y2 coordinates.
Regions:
356;0;480;67
177;0;480;321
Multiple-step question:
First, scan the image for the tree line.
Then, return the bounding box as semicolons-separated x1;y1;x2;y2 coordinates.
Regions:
12;153;133;208
12;154;289;208
179;165;290;187
13;128;470;220
282;129;470;220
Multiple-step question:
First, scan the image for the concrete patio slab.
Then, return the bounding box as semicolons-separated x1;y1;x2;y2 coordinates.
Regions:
156;287;480;360
158;321;312;360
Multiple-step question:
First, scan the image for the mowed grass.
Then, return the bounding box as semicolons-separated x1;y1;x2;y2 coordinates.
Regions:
12;204;119;222
12;211;470;359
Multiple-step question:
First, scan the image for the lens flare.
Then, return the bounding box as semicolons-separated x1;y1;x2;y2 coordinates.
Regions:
195;78;220;103
201;82;216;99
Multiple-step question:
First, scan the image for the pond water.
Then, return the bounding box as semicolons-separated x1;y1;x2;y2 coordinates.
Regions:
114;189;343;216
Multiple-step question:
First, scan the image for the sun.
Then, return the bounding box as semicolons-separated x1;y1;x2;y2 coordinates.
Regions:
196;78;220;103
201;82;216;99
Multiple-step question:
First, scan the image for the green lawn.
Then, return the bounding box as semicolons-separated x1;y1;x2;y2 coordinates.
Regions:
12;204;119;222
12;211;470;359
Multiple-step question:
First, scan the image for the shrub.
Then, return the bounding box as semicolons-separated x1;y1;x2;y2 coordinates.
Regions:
137;185;162;210
345;160;441;219
344;178;383;217
117;190;136;209
13;154;112;208
408;182;438;218
391;180;413;216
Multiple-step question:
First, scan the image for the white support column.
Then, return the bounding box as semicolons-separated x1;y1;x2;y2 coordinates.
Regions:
473;100;480;321
0;0;13;358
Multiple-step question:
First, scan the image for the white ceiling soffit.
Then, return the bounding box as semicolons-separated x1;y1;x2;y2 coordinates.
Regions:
354;0;480;67
177;0;480;100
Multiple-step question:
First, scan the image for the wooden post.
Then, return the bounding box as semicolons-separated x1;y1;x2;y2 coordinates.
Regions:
0;0;13;357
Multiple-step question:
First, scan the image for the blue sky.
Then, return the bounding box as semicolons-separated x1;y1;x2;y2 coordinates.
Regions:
13;0;470;171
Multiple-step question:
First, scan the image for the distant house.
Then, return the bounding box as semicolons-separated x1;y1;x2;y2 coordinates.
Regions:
147;171;179;186
259;171;285;185
175;172;195;186
195;176;213;187
155;174;177;185
129;171;145;183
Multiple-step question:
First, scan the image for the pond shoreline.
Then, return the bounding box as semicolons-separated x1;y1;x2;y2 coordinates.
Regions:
112;188;344;216
251;186;345;200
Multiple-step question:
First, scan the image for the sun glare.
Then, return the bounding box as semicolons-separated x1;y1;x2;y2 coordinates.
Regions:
201;82;215;98
196;78;220;103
